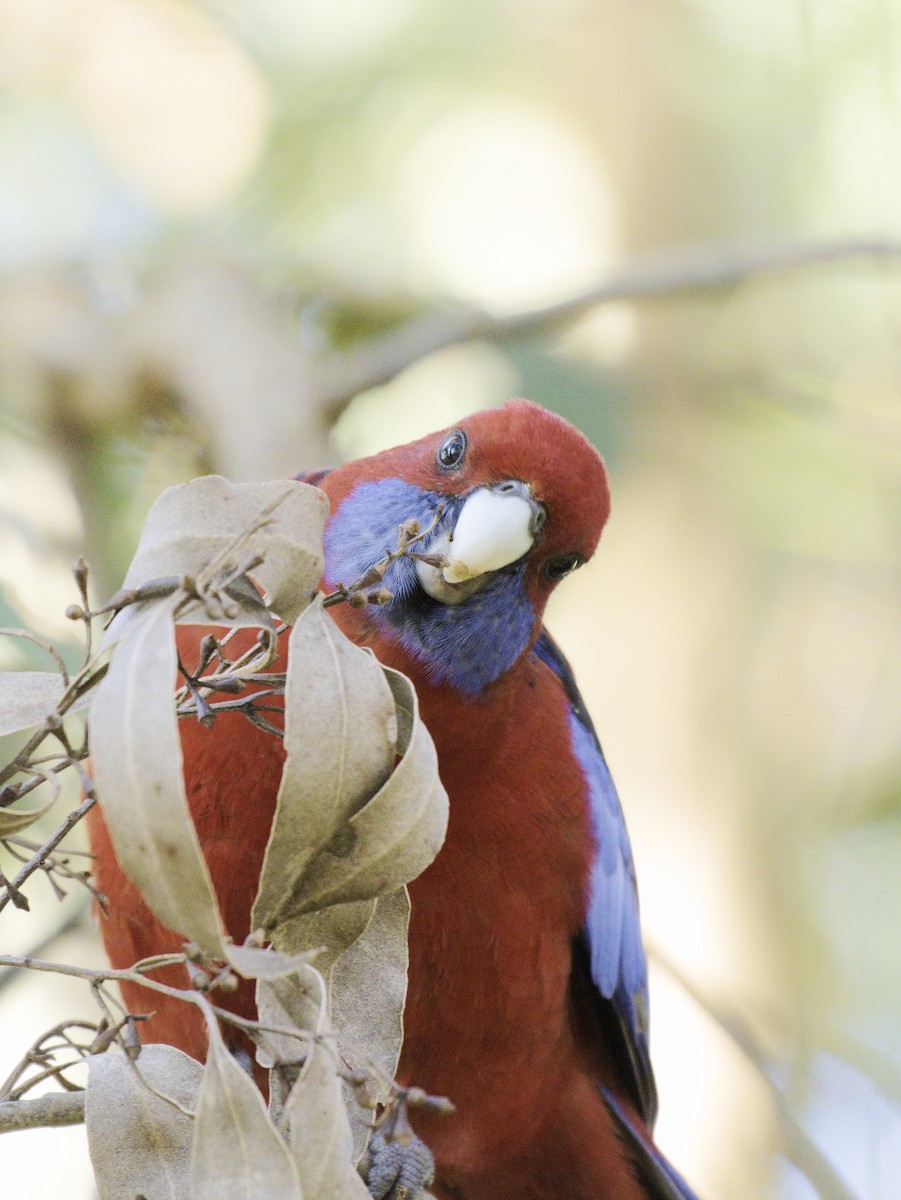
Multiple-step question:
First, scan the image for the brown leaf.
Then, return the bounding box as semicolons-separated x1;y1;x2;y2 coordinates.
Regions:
191;1018;301;1200
252;600;398;934
255;963;328;1072
225;943;320;982
86;1045;201;1200
89;598;226;956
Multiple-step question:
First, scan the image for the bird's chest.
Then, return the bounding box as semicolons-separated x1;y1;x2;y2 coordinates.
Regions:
399;679;594;1087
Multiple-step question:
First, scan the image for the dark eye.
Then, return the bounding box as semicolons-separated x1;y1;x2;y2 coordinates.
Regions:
437;430;467;471
544;552;584;580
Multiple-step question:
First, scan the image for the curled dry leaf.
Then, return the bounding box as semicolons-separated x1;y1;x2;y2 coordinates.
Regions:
86;1044;202;1200
191;1017;301;1200
255;962;328;1133
253;609;448;942
252;599;399;934
225;943;321;983
0;796;57;836
89;597;226;956
283;666;448;913
117;476;328;628
0;671;67;737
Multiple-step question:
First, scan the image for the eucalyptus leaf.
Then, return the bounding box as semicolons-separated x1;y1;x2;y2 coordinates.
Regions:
86;1045;202;1200
260;968;370;1200
252;599;398;934
0;796;56;836
225;942;320;982
331;889;410;1161
0;671;66;736
89;597;226;956
283;667;448;912
191;1020;301;1200
273;897;377;975
119;476;327;627
285;1038;371;1200
255;963;328;1071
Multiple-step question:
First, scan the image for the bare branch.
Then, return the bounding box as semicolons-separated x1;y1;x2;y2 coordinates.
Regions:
320;235;901;406
0;797;96;917
0;1091;85;1133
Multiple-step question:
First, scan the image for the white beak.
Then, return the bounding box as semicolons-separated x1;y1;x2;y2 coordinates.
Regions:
442;487;536;583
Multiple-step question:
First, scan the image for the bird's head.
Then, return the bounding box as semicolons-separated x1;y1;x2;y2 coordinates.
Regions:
318;400;610;694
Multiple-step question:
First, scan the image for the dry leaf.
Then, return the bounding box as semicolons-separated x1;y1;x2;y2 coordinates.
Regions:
255;963;328;1133
284;667;448;912
255;963;328;1071
191;1019;301;1200
285;1039;371;1200
252;600;398;934
0;796;56;836
0;670;66;736
331;888;411;1161
261;965;369;1199
119;476;327;626
89;597;226;956
225;943;320;982
272;897;376;975
86;1044;202;1200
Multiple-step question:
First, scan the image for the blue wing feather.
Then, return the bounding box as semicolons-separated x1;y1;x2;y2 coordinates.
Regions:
532;629;657;1126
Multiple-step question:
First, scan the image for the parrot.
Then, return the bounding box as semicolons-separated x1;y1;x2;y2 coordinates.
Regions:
88;400;701;1200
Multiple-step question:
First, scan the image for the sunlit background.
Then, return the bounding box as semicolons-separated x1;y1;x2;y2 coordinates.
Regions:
1;1;900;1197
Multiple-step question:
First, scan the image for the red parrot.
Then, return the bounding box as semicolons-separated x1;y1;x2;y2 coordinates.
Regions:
89;400;701;1200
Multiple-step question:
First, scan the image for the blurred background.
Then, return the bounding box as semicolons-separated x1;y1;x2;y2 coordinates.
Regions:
1;1;899;1197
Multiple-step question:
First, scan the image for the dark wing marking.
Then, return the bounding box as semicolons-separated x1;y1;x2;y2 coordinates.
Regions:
532;628;657;1126
601;1087;702;1200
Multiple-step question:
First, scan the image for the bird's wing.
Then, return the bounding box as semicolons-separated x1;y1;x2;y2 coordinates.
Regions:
532;628;658;1127
601;1088;701;1200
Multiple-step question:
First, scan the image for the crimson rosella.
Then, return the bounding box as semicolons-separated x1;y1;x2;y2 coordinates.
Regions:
89;400;701;1200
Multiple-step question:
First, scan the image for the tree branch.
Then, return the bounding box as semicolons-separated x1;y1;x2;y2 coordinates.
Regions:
320;235;901;406
0;798;96;917
0;1091;85;1133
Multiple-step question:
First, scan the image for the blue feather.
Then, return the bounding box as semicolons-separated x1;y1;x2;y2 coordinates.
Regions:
532;629;657;1125
324;478;537;695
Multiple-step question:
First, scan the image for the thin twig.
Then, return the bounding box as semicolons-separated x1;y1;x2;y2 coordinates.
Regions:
0;797;96;916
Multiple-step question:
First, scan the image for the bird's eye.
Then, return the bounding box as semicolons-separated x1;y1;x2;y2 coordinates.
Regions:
544;552;584;580
437;430;467;471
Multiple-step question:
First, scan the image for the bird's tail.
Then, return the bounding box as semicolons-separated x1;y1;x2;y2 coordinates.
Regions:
600;1088;703;1200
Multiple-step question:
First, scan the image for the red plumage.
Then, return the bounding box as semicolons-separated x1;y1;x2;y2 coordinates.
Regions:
89;401;695;1200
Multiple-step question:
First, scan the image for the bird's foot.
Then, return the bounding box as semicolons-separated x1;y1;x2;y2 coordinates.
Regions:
361;1130;436;1200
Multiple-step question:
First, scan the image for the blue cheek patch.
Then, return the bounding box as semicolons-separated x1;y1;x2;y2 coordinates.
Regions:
324;478;536;695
